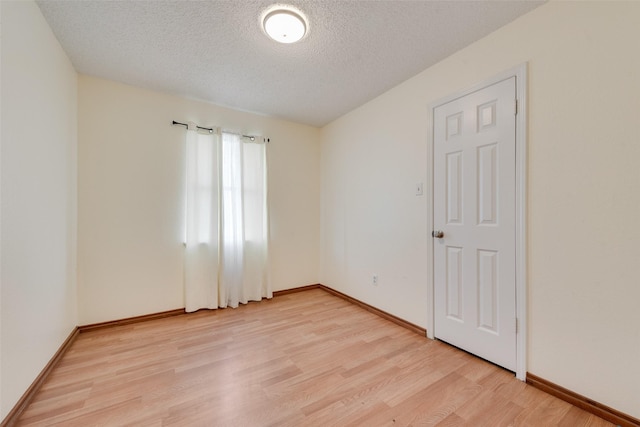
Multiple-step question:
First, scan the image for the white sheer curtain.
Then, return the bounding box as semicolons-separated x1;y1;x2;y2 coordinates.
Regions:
183;126;270;312
220;132;270;308
184;125;220;312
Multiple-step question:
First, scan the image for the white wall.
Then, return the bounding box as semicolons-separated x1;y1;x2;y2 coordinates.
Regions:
0;1;78;418
78;76;320;325
320;1;640;419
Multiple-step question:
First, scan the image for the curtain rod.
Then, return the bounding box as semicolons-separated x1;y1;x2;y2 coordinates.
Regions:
172;120;214;133
172;120;269;143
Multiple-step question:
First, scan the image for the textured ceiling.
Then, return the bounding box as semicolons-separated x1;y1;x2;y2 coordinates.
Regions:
37;1;544;127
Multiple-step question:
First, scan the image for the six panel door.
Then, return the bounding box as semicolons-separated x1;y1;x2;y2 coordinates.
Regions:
433;77;517;371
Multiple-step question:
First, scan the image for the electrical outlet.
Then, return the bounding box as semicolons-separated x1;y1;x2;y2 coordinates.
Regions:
372;275;378;286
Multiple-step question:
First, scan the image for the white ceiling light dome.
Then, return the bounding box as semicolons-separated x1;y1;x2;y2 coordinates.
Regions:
262;5;308;44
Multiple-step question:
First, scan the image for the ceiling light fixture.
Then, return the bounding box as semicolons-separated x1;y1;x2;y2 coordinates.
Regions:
262;7;307;44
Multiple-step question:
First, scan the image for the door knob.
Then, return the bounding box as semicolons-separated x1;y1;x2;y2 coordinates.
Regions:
432;230;444;238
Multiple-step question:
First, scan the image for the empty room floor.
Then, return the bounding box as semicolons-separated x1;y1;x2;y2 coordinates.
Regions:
17;289;613;426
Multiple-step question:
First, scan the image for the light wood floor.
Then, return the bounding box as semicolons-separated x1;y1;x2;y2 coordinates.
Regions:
18;289;613;426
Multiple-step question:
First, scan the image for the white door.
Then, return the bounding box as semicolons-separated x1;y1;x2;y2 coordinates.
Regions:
433;77;517;371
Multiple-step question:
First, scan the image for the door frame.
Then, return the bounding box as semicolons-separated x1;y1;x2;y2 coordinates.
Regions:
426;63;528;380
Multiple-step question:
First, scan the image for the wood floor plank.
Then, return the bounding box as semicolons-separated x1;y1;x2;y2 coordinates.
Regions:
15;289;615;426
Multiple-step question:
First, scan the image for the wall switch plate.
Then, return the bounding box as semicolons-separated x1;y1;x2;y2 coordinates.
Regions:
415;182;424;196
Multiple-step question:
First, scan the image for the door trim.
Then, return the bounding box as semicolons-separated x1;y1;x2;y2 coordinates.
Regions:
426;63;528;380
